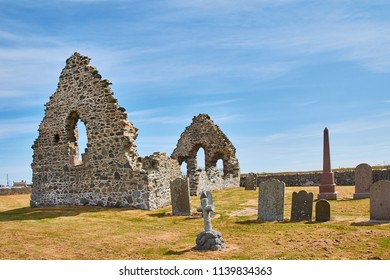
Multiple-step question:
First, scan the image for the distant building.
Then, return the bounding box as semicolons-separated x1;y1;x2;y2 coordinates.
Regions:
13;181;28;188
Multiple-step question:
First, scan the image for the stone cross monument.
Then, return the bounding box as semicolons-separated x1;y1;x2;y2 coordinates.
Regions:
194;191;225;251
318;128;338;200
197;192;215;231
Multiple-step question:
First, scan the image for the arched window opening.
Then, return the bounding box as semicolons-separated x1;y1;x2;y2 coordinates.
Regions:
216;159;224;176
77;120;88;162
180;161;188;177
66;111;88;166
196;147;205;171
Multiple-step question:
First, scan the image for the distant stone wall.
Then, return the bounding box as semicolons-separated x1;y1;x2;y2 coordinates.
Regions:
0;187;32;196
240;169;390;187
192;167;240;195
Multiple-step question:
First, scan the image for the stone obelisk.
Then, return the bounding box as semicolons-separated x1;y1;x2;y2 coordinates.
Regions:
318;128;338;200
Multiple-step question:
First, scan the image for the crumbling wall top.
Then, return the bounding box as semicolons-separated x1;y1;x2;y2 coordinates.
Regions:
171;113;239;177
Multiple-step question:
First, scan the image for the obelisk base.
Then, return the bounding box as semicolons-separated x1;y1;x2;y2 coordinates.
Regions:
318;192;338;200
319;171;337;200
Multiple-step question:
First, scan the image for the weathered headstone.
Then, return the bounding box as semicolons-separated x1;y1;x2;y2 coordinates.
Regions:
170;177;191;216
291;190;314;222
315;199;330;222
195;191;225;251
353;163;372;199
318;128;338;200
245;172;257;190
370;180;390;221
258;179;285;221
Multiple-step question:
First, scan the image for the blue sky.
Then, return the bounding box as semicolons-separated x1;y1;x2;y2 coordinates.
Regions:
1;0;390;185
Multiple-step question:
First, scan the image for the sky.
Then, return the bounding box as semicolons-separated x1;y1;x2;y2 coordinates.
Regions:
1;0;390;185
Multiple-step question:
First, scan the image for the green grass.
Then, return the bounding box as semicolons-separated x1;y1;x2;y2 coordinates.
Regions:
0;186;389;260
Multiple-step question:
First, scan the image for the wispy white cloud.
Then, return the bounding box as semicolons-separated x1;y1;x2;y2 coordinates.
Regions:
127;109;167;118
0;117;39;138
295;100;318;107
136;135;179;157
193;98;243;107
0;90;27;98
212;114;243;124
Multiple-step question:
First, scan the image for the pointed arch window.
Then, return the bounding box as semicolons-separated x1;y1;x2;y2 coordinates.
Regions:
66;111;88;166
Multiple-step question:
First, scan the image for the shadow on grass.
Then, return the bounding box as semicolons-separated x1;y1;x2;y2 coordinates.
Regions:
163;249;192;256
351;220;390;227
147;212;170;218
0;206;129;222
147;212;202;219
235;219;315;225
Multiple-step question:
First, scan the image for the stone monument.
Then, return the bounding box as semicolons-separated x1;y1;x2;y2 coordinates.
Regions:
258;179;285;221
245;173;257;190
315;199;330;222
370;180;390;221
170;177;191;216
353;163;372;199
194;191;225;251
205;190;215;217
318;128;338;200
291;190;314;222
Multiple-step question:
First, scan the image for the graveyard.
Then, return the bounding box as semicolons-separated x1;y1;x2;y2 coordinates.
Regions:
0;185;389;260
1;53;389;261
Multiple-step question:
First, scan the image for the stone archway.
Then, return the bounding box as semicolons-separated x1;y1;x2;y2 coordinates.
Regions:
171;114;240;195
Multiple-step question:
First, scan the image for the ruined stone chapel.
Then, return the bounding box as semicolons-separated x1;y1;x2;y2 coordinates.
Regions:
31;52;240;210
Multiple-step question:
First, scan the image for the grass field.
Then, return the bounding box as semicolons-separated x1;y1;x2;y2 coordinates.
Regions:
0;186;389;260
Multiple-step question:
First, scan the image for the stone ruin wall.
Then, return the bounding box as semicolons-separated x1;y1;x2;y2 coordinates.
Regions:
0;187;32;196
171;114;240;195
194;167;240;194
240;169;390;187
31;52;181;210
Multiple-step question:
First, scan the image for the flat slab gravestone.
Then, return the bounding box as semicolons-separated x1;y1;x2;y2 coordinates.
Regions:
245;172;257;190
370;180;390;221
315;199;330;222
258;179;285;221
291;190;314;222
353;163;372;199
170;177;191;216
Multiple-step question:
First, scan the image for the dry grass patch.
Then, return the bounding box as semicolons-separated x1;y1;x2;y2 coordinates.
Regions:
0;187;389;260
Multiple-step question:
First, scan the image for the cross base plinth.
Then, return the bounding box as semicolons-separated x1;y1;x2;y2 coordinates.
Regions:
195;230;225;251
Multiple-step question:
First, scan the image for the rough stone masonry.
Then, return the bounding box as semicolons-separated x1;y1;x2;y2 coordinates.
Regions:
171;114;240;195
31;52;181;210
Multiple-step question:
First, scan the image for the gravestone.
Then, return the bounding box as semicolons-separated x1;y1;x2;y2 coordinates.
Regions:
370;180;390;221
353;163;372;199
245;172;257;190
291;190;314;222
170;177;191;216
258;179;285;221
195;192;225;251
315;199;330;222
